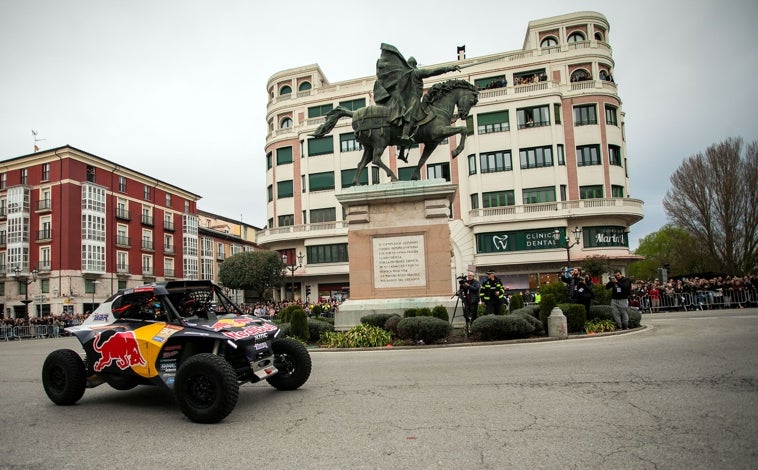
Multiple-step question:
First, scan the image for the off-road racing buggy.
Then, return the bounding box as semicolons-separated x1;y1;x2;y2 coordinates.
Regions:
42;280;311;423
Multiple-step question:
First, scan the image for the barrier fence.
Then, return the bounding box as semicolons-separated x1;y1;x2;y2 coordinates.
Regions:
631;288;758;313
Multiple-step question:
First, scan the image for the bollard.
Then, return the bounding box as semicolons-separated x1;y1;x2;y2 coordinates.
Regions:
548;306;568;339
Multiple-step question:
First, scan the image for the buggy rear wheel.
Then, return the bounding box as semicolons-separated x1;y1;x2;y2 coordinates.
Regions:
42;349;87;406
174;353;239;423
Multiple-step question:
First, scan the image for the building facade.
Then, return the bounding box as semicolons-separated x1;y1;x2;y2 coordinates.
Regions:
0;145;257;319
259;11;644;300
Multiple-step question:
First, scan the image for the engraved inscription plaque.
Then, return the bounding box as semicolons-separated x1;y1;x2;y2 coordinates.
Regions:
373;234;426;288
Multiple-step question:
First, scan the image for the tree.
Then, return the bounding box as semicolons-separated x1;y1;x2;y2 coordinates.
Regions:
628;225;708;280
581;255;611;279
218;250;286;299
662;137;758;274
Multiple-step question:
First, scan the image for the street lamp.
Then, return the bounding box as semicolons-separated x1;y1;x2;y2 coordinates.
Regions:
553;226;582;266
282;252;304;301
91;280;101;313
13;266;38;319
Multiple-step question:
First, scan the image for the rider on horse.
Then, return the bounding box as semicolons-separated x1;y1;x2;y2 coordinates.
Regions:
373;44;460;161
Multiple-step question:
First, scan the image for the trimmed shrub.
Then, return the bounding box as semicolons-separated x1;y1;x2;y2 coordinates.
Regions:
277;304;302;323
277;323;290;337
309;304;322;317
289;308;309;342
510;306;541;319
509;293;524;311
431;305;449;322
557;303;587;333
308;319;334;342
417;307;433;317
539;293;557;327
477;303;486;317
384;314;403;335
319;324;392;348
469;314;535;341
515;311;544;336
361;313;397;329
404;308;418;318
396;316;451;344
540;281;570;304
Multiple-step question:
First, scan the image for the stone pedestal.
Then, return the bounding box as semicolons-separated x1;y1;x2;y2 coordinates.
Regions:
547;306;568;339
334;179;459;330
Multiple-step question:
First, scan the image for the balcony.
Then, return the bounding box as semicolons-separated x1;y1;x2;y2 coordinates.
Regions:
164;268;175;278
35;229;52;242
116;264;129;274
116;208;131;220
164;243;174;255
142;267;154;277
141;240;155;251
38;261;52;272
467;197;644;226
256;221;349;245
141;214;154;226
0;233;6;247
35;199;52;213
0;207;5;219
216;252;225;261
115;236;131;248
164;220;175;231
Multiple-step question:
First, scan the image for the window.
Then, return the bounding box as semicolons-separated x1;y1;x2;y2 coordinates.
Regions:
340;133;361;152
306;243;349;264
609;145;622;166
570;69;592;82
308;136;334;156
280;117;293;128
612;185;624;197
0;173;5;189
560;184;567;201
310;208;336;223
280;85;292;95
267;185;273;202
465;116;474;136
474;75;506;90
143;185;151;201
164;233;173;251
277;180;293;198
477;111;509;134
467;154;477;175
341;168;369;188
165;193;171;207
470;194;479;210
339;98;366;111
482;191;515;208
266;152;272;170
568;32;585;43
276;146;293;165
85;166;94;183
371;167;380;185
514;69;547;85
308;172;335;192
427;163;451;182
398;167;415;181
577;145;601;166
516;105;550;128
118;176;126;192
298;82;311;92
522;186;556;204
557;144;565;165
605;105;618;126
540;37;558;47
308;104;333;119
580;185;604;199
142;255;153;275
42;163;50;181
553;104;561;124
480;151;512;173
519;146;553;169
574;104;597;126
278;214;294;227
21;168;28;185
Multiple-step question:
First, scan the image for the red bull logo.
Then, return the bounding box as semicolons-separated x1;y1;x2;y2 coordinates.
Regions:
93;331;146;372
209;317;256;331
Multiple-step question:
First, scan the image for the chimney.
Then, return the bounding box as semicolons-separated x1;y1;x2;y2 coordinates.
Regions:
457;45;466;61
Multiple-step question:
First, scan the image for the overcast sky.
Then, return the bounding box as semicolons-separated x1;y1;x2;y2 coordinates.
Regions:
1;0;756;249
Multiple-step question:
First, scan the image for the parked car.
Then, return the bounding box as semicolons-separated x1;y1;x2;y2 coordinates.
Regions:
42;280;311;423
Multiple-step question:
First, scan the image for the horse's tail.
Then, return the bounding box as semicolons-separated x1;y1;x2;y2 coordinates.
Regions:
311;106;353;137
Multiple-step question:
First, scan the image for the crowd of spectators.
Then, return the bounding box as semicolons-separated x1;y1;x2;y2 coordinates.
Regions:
514;73;548;85
631;274;757;311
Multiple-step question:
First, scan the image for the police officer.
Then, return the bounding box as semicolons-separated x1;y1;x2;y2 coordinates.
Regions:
480;271;506;315
461;271;481;324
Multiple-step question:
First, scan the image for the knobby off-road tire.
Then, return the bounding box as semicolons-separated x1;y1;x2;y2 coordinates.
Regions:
174;353;239;424
42;349;87;406
266;338;312;391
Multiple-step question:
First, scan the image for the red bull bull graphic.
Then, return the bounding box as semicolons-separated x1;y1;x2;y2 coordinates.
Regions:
93;331;147;372
208;317;257;331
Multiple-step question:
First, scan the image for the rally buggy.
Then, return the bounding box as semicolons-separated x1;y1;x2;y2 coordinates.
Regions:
42;280;311;423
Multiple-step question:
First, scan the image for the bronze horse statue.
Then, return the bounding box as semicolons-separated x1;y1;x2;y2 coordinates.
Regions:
311;79;479;185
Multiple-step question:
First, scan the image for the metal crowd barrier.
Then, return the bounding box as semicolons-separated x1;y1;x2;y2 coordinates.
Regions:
1;324;63;341
633;288;757;313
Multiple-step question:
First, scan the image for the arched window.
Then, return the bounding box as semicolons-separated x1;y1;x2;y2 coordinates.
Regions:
280;85;292;95
280;117;293;129
567;32;585;43
594;32;604;41
540;37;558;48
298;82;312;92
570;69;592;82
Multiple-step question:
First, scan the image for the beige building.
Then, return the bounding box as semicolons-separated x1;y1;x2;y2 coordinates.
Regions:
258;11;644;300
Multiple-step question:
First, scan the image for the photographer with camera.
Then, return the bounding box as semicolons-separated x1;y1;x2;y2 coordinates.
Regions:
562;267;582;303
480;270;506;315
458;271;481;324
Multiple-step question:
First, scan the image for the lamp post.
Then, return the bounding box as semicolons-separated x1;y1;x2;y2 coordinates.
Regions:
553;226;582;267
13;266;38;319
91;280;101;313
282;252;304;301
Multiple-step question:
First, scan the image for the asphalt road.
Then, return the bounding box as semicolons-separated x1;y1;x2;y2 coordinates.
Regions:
1;309;757;470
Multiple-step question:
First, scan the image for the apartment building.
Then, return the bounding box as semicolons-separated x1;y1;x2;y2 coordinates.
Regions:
260;11;643;300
